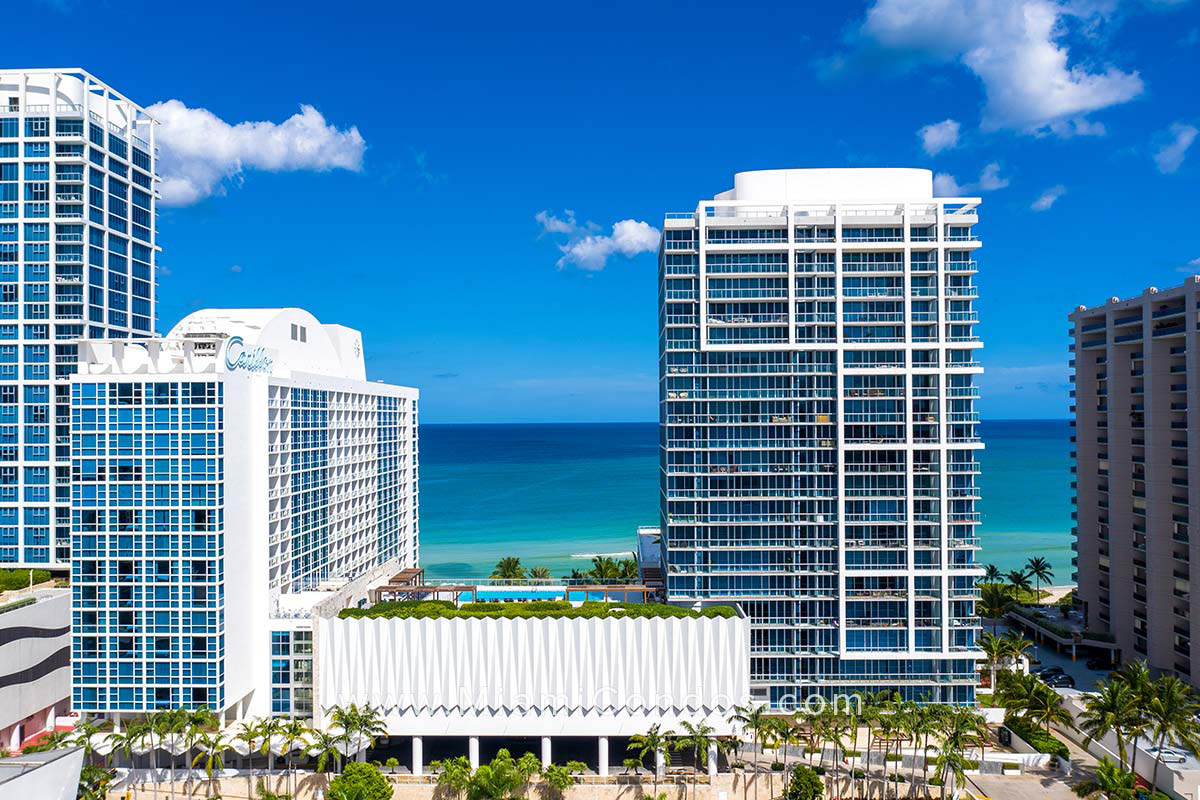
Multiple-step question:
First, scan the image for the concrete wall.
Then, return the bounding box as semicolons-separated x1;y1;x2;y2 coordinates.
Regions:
0;591;70;746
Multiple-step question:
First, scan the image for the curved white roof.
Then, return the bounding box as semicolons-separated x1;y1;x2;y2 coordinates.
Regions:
168;308;365;381
717;168;936;203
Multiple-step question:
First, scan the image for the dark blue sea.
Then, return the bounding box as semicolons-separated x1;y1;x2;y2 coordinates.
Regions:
419;419;1074;584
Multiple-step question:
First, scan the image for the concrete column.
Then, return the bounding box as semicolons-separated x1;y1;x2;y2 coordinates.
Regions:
708;742;719;778
656;749;665;778
541;737;552;767
412;736;424;777
469;736;480;769
598;737;609;777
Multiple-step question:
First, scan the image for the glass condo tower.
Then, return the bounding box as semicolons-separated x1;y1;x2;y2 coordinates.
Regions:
0;69;157;568
658;169;983;707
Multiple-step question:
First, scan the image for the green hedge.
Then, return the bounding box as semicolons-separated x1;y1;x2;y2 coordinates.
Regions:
0;569;52;592
339;599;738;621
0;597;35;615
1003;714;1070;759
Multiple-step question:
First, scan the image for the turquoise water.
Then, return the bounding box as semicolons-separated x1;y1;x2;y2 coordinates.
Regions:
419;420;1074;583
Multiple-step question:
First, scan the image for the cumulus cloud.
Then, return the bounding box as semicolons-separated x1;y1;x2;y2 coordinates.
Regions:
1031;185;1067;211
933;162;1009;196
1177;257;1200;274
918;119;961;155
148;100;366;206
1154;123;1198;173
843;0;1145;136
537;211;660;271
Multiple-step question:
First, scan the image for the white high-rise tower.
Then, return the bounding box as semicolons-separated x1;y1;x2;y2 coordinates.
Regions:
0;69;158;568
658;168;984;707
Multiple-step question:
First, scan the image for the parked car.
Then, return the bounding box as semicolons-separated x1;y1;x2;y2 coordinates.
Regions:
1031;665;1066;677
1085;656;1112;671
1147;746;1188;764
1042;673;1076;689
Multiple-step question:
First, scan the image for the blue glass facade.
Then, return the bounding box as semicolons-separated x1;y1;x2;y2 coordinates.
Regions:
70;379;224;713
0;70;156;568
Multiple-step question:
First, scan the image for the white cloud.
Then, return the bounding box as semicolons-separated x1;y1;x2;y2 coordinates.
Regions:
148;100;366;206
849;0;1144;136
918;119;961;155
534;210;584;236
1154;123;1198;174
932;173;963;196
230;264;243;273
1031;184;1067;211
537;211;660;271
933;162;1009;196
1177;257;1200;274
977;162;1010;190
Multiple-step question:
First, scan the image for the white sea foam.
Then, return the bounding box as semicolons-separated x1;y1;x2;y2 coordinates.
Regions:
570;551;634;559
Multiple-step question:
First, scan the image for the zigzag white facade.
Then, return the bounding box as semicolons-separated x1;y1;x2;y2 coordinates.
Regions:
316;615;749;736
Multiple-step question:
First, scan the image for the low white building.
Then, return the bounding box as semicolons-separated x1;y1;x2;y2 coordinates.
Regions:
0;589;70;750
69;308;419;723
316;604;750;774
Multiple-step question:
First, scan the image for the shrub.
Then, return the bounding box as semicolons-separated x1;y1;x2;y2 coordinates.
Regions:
328;762;391;800
812;765;825;776
888;773;906;782
1003;715;1071;760
784;765;823;800
928;777;943;787
844;750;862;758
771;762;785;771
0;597;36;615
385;757;400;773
339;599;737;621
885;753;902;762
0;569;52;592
962;759;980;770
1002;762;1020;771
852;768;866;779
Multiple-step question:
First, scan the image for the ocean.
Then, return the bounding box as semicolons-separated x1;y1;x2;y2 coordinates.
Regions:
418;419;1074;584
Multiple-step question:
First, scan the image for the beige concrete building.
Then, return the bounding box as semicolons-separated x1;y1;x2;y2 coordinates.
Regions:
1069;277;1200;682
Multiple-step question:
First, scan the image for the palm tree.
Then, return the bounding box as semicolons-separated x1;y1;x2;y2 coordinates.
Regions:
309;728;344;774
1025;687;1075;735
184;706;218;791
280;718;310;798
1114;660;1154;699
587;556;623;582
1071;756;1138;800
1025;557;1054;605
232;719;263;771
1006;569;1033;601
69;715;111;766
490;557;525;581
527;567;551;583
1143;676;1200;793
675;721;715;800
1002;629;1033;668
981;563;1002;584
729;704;769;800
979;631;1006;691
190;730;229;799
978;583;1015;634
628;724;674;798
1079;680;1142;771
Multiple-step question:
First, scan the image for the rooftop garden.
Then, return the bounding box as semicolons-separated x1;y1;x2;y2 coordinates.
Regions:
338;599;737;621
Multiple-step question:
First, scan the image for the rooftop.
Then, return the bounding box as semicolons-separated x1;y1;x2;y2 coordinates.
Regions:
338;599;739;621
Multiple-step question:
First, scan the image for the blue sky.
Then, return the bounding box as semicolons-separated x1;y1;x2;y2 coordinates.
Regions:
12;0;1200;422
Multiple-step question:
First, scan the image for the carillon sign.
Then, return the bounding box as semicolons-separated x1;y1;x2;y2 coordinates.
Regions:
222;336;275;374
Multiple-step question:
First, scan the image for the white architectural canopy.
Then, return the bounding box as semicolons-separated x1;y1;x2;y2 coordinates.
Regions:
316;614;750;736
